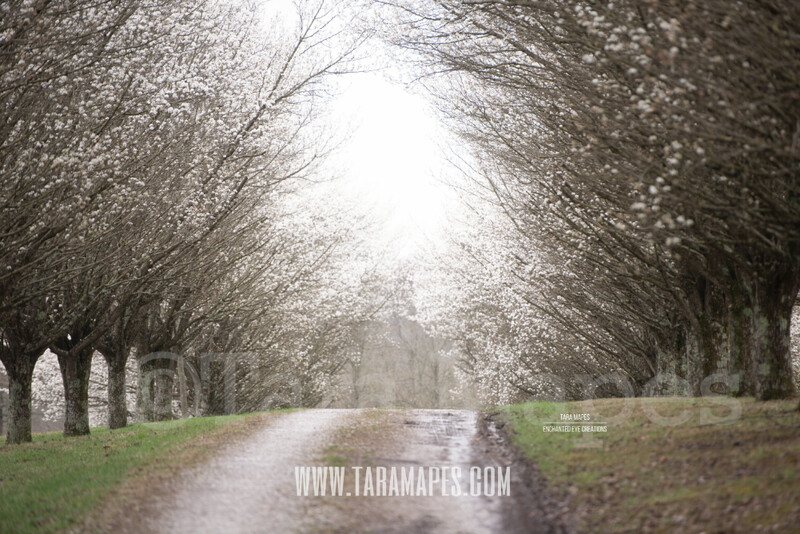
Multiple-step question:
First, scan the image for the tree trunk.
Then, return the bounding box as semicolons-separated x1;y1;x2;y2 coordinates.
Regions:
200;358;224;416
105;353;128;429
682;274;729;396
136;355;155;422
727;298;754;396
748;269;800;400
136;365;149;422
1;350;41;444
177;360;191;418
153;357;177;421
56;347;93;436
97;338;133;430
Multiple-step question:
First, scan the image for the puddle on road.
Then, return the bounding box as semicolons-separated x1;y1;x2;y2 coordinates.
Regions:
140;409;518;534
306;409;506;534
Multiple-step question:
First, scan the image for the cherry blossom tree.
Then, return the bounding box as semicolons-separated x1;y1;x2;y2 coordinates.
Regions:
1;0;368;443
379;0;800;400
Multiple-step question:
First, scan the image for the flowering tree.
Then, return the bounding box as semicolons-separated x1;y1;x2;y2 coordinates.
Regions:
379;0;800;400
0;0;368;443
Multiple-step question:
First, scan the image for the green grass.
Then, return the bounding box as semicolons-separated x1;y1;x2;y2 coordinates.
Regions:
0;414;262;534
502;397;800;533
321;447;350;467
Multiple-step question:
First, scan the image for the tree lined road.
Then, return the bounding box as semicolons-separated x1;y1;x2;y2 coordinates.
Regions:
1;1;796;532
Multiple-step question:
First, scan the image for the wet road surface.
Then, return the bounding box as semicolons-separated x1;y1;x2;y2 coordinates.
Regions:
330;409;505;533
142;409;554;533
146;409;356;533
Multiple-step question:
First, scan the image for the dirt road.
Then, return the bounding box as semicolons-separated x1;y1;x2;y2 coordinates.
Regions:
139;409;569;533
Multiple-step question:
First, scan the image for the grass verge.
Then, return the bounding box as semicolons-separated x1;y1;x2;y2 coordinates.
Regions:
0;413;273;534
502;397;800;533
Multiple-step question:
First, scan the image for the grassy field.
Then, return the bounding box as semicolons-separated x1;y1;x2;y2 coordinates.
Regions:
0;413;270;534
502;397;800;533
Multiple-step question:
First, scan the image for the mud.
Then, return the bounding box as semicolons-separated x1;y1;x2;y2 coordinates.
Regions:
479;411;574;533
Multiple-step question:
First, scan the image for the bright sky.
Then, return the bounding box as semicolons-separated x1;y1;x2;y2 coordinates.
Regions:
261;0;459;260
327;72;454;258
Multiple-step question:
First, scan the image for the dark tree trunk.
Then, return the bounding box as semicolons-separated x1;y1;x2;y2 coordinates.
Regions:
136;355;155;422
699;286;728;382
748;269;800;400
727;291;754;396
694;278;733;395
96;333;134;430
653;324;686;389
56;348;93;437
136;352;177;422
153;356;177;421
1;350;41;444
105;353;128;429
177;360;189;418
200;358;226;416
676;269;723;395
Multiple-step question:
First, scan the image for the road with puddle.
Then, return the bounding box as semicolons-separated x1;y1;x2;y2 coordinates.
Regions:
141;409;567;533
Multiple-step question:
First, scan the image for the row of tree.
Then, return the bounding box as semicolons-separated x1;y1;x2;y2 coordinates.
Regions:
381;0;800;401
0;0;372;444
